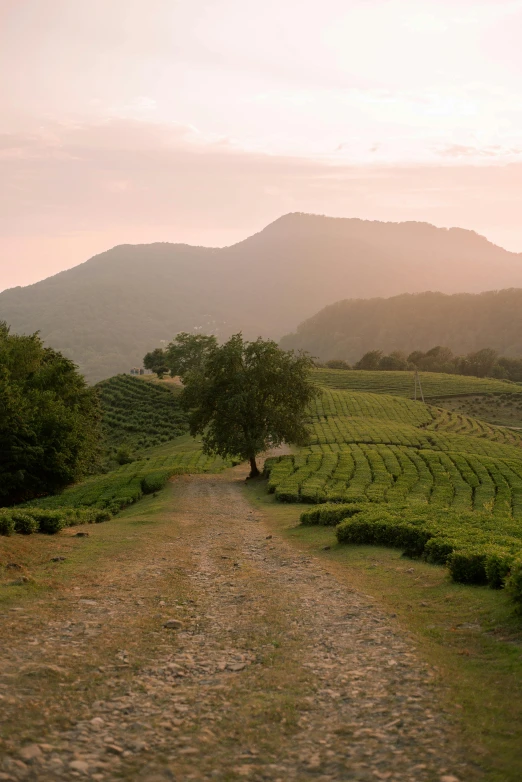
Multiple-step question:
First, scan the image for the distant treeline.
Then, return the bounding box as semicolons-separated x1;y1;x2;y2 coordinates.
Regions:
318;346;522;382
280;290;522;364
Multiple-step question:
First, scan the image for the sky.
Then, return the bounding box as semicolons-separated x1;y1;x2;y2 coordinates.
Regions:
1;0;522;291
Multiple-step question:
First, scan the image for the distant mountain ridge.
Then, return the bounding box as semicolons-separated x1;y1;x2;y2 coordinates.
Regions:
280;289;522;363
1;213;521;382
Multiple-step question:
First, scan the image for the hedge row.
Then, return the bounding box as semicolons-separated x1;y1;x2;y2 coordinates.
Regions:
0;507;111;536
329;503;522;608
300;503;366;526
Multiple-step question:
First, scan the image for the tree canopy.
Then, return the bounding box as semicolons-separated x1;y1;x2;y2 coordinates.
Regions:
321;345;522;381
180;334;317;476
0;323;101;505
144;333;218;379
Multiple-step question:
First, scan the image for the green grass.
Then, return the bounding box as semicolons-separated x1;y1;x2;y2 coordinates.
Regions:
314;368;522;398
97;374;188;456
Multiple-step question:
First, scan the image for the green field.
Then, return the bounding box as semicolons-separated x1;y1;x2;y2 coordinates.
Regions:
314;368;522;398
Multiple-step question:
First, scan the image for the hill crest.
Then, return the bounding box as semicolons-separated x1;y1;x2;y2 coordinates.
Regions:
2;213;522;382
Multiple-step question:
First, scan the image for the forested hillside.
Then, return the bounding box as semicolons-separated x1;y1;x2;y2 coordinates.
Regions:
281;289;522;363
2;213;522;381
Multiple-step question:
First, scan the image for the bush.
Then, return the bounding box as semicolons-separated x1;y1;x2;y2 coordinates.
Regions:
141;470;170;494
423;537;456;565
11;512;39;535
0;513;15;536
336;516;432;556
116;446;134;465
447;548;489;585
485;548;515;589
37;511;67;535
506;559;522;610
93;510;112;523
300;503;365;526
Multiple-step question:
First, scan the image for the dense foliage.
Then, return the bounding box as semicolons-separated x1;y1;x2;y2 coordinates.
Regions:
345;345;522;381
144;333;218;379
182;334;318;476
0;323;100;505
97;374;188;458
2;215;521;382
281;289;522;365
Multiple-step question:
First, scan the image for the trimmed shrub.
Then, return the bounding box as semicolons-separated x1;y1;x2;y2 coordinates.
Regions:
12;512;39;535
447;548;489;585
300;503;365;526
37;511;67;535
0;513;15;536
506;559;522;610
423;537;456;565
336;516;432;556
485;548;515;589
141;470;170;494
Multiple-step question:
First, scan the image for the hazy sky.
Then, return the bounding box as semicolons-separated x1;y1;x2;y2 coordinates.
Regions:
1;0;522;291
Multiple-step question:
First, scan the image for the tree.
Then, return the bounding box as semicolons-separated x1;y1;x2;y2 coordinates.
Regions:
355;350;383;370
325;359;351;370
181;334;318;477
143;347;169;378
379;351;408;371
0;323;100;505
165;333;218;379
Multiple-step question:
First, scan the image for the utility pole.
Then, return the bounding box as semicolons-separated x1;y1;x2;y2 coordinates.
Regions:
414;370;425;403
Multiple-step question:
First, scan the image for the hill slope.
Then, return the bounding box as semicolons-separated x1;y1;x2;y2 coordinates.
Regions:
2;213;522;381
281;289;522;362
97;375;188;457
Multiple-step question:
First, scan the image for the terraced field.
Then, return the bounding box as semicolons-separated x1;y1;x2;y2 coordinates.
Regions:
97;374;188;453
267;447;522;513
314;368;522;399
308;390;522;454
267;388;522;505
266;384;522;603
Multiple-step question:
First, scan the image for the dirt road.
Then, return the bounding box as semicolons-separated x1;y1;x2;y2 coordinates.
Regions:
0;466;475;781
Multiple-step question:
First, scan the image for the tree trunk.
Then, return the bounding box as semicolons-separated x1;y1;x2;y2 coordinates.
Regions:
249;455;260;478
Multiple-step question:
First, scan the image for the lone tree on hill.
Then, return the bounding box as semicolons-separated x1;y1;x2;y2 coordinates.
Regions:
0;322;100;505
180;334;318;477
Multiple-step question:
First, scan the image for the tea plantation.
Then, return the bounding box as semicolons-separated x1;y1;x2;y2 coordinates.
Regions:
314;368;522;398
97;374;188;455
265;386;522;606
0;440;232;537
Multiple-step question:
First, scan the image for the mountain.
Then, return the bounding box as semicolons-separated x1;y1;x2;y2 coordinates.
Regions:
279;289;522;363
1;213;522;382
